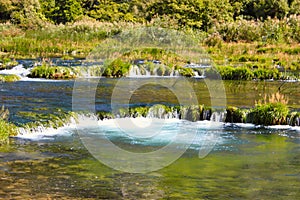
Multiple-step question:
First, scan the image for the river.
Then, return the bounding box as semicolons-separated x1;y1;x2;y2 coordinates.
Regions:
0;78;299;199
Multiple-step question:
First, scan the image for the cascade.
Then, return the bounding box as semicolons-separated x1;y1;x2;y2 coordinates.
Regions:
0;64;31;78
210;112;226;122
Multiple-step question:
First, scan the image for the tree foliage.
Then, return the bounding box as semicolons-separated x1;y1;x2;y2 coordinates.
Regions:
1;0;300;29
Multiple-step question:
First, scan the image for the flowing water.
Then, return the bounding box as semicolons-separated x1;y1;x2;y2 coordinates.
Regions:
0;77;300;199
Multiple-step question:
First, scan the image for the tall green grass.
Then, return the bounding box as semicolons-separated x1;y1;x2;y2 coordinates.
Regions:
205;66;299;80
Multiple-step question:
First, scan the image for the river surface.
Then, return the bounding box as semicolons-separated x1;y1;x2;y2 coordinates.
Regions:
0;78;299;199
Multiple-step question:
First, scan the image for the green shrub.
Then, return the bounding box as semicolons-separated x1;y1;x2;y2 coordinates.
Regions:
206;66;282;80
178;67;194;77
247;103;289;126
102;59;131;77
28;64;77;79
214;66;254;80
253;68;279;80
225;106;247;123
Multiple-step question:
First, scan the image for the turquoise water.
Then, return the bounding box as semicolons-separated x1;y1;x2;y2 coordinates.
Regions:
0;78;299;199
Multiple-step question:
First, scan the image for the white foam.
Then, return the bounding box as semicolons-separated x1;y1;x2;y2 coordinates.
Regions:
15;114;300;142
290;126;300;132
0;64;30;77
224;123;258;129
0;64;71;82
266;125;292;130
16;126;74;140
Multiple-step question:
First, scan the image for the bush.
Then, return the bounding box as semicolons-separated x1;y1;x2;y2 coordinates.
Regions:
205;66;282;80
214;66;254;80
28;64;77;79
178;67;194;77
247;103;289;125
253;68;279;80
225;106;247;123
102;59;131;77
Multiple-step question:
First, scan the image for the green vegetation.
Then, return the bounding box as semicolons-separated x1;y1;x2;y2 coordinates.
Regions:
102;59;131;77
28;64;77;79
0;106;17;144
0;74;20;82
206;66;290;80
247;103;289;125
0;58;18;69
18;110;78;130
225;106;248;123
0;119;17;144
0;1;299;64
1;0;299;30
0;1;299;80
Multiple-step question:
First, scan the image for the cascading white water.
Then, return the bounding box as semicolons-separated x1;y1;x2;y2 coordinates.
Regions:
0;64;31;78
128;65;142;77
210;112;226;122
127;65;185;78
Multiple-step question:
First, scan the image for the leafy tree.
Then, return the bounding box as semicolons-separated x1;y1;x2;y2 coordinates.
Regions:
87;0;133;22
290;0;300;15
202;0;234;30
40;0;83;24
9;0;47;28
0;0;15;22
243;0;289;20
146;0;205;29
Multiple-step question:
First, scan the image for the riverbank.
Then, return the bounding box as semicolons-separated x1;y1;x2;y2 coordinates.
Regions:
1;22;300;73
1;22;299;81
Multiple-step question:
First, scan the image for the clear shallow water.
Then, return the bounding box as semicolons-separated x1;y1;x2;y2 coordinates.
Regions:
0;125;299;199
0;78;300;199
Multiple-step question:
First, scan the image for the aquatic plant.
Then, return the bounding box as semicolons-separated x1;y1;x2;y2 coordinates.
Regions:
102;59;131;78
246;91;290;125
177;67;194;77
225;106;247;123
0;74;21;82
0;106;17;144
17;110;78;129
28;64;77;79
0;119;18;144
205;66;284;80
0;58;18;69
247;103;289;126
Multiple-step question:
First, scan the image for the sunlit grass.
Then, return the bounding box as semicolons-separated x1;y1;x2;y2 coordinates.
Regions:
0;74;21;82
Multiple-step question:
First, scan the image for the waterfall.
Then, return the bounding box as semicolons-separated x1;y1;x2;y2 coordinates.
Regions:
128;65;183;77
0;64;31;78
210;112;226;122
128;65;142;77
